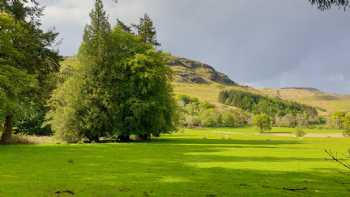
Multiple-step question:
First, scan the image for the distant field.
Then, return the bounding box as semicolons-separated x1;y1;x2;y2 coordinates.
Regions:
0;128;349;197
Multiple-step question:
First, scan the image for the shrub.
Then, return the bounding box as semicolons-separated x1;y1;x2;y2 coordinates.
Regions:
343;130;350;137
15;106;53;136
221;112;236;127
183;115;201;128
275;114;297;128
177;95;249;128
199;109;221;127
253;114;272;133
295;128;306;137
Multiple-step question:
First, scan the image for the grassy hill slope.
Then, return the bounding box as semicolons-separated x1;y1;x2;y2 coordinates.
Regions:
61;57;350;115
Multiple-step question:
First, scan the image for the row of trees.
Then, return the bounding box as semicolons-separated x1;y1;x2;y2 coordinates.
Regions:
328;112;350;130
46;0;177;142
219;90;318;118
0;0;177;143
177;95;249;128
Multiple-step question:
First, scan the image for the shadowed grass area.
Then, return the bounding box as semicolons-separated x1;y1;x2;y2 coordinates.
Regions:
0;128;349;196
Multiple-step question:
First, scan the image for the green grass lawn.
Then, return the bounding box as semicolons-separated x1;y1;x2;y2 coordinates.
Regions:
0;128;349;197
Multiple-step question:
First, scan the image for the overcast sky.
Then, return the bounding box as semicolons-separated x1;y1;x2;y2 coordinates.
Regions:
38;0;350;94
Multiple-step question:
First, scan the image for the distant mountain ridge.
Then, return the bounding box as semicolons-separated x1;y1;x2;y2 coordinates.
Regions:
168;57;237;86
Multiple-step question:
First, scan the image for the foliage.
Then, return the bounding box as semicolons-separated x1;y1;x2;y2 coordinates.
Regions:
253;114;272;133
133;14;160;46
46;75;85;143
177;95;248;128
199;109;221;127
328;112;350;130
295;128;306;137
0;63;37;120
342;112;350;131
116;19;132;33
0;0;60;140
219;90;318;118
15;106;52;135
343;130;350;137
47;1;176;142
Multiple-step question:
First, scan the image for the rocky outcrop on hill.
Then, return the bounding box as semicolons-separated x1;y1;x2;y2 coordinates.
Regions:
168;57;237;86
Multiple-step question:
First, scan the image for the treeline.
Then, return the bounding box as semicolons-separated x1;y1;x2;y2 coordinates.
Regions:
328;112;350;130
177;95;249;128
219;90;318;117
218;89;324;128
0;0;177;143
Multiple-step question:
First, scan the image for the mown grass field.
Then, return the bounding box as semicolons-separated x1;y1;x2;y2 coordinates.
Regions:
0;128;349;197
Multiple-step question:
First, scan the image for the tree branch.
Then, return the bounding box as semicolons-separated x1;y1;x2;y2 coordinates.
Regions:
325;149;350;170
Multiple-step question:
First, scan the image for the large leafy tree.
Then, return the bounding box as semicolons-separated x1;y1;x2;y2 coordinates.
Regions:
0;1;60;143
0;12;37;143
109;31;177;140
48;0;177;142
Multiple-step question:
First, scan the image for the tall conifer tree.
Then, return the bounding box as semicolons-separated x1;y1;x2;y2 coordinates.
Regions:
134;14;160;46
76;0;113;142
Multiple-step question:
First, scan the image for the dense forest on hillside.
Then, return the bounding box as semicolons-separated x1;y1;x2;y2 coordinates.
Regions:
219;89;318;118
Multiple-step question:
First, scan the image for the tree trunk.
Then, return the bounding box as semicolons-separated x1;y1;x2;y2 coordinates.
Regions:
1;115;13;144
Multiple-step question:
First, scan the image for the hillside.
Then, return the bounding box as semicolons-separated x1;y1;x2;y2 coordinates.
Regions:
262;87;350;115
171;59;350;115
61;57;350;115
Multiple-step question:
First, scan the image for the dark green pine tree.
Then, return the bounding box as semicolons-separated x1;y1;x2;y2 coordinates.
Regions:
80;0;111;65
134;14;160;46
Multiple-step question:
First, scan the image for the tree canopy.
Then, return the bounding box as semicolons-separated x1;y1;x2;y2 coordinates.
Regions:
47;0;177;143
219;90;318;118
0;0;60;143
134;14;160;46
